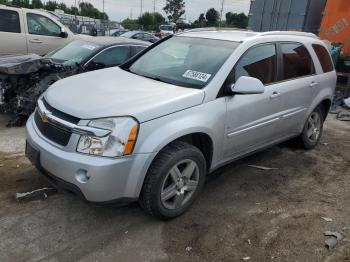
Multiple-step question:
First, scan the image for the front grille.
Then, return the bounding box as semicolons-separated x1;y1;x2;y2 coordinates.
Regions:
34;99;80;146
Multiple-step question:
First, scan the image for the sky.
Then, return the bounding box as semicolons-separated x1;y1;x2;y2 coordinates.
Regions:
59;0;251;22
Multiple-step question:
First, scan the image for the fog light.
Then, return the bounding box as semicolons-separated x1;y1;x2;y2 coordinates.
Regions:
75;169;90;183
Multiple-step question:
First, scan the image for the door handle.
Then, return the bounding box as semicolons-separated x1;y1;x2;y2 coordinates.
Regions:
309;81;318;88
270;92;281;99
29;39;42;44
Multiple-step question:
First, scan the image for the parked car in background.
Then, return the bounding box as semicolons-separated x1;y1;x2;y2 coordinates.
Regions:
120;31;159;43
0;5;78;55
47;36;149;70
26;29;336;219
0;37;149;125
159;24;175;36
110;29;128;37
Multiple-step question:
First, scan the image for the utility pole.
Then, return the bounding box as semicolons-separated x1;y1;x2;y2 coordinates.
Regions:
140;0;143;17
153;0;156;13
220;0;224;28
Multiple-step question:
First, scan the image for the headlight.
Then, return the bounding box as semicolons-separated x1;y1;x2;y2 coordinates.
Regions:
77;117;139;157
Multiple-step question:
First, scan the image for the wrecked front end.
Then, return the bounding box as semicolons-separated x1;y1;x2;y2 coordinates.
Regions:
0;54;81;126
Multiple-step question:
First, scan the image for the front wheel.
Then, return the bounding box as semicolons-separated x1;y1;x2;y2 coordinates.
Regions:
299;107;324;149
140;141;206;220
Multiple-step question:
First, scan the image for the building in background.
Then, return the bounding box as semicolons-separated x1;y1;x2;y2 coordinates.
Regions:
248;0;326;34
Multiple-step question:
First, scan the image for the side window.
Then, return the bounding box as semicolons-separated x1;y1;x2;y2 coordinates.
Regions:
0;10;20;33
27;13;61;36
92;46;131;66
233;44;277;85
312;44;334;73
143;34;152;41
281;43;314;80
131;46;146;56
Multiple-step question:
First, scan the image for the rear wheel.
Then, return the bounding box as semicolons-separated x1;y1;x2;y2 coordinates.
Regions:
299;107;324;149
140;141;206;220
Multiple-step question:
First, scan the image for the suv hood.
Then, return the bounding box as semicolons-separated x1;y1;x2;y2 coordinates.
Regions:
45;67;205;122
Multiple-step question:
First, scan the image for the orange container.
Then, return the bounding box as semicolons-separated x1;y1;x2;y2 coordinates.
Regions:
319;0;350;55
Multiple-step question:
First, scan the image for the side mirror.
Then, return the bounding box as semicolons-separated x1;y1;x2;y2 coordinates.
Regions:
86;61;105;71
59;28;68;38
229;76;265;95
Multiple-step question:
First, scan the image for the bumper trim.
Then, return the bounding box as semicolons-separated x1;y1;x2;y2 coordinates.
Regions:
38;166;137;205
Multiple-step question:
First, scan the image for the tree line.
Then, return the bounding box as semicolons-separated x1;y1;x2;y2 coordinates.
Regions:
122;0;248;31
0;0;248;30
0;0;108;20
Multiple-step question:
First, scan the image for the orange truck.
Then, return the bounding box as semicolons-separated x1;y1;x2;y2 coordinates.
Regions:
319;0;350;55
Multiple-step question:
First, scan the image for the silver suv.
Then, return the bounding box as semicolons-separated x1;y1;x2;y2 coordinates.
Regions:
26;30;336;219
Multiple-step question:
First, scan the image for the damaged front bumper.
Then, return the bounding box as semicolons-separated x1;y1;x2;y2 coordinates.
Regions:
26;113;156;203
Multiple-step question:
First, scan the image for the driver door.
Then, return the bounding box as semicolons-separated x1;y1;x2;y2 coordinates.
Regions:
25;12;70;55
223;43;284;158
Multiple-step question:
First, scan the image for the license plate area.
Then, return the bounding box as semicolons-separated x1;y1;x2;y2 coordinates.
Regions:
25;141;40;168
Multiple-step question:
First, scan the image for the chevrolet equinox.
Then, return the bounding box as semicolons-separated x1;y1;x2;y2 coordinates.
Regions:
26;30;337;219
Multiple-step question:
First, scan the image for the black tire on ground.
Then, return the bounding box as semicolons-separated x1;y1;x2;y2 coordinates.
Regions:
140;141;207;220
299;106;324;149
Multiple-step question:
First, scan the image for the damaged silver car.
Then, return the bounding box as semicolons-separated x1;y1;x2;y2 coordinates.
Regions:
0;37;149;126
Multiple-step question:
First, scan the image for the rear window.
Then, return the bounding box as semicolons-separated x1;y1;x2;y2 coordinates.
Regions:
281;43;314;80
312;44;334;73
0;10;20;33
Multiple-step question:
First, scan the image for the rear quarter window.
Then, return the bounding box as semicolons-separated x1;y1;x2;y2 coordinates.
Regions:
281;43;314;80
0;10;20;33
312;44;334;73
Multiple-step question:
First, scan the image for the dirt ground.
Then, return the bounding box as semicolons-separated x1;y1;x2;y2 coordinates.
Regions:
0;115;349;262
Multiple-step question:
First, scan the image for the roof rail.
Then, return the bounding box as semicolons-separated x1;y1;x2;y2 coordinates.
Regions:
186;27;252;33
259;31;319;39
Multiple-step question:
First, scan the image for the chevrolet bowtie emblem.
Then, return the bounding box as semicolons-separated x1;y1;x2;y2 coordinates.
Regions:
39;110;49;123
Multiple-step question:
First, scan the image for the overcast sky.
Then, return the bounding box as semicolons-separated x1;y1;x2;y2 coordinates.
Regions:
59;0;251;22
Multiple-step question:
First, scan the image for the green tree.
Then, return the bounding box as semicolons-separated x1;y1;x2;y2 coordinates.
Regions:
0;0;8;4
138;12;165;31
31;0;43;9
70;6;79;15
11;0;30;8
163;0;185;23
44;0;58;11
121;18;139;30
192;13;206;28
79;2;107;20
225;12;248;29
205;8;219;27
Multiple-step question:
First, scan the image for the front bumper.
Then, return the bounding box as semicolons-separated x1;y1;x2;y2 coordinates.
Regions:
26;114;156;203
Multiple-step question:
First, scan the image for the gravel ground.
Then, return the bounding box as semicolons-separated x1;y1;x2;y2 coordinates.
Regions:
0;115;349;262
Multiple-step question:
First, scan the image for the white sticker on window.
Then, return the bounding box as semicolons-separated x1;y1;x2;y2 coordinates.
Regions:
182;70;212;82
82;44;97;50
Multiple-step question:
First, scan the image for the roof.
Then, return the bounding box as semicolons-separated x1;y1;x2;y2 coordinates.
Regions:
178;28;318;42
179;29;259;42
77;36;150;47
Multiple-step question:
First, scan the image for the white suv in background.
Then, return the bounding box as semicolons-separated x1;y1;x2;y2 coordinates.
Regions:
0;5;76;55
26;30;336;219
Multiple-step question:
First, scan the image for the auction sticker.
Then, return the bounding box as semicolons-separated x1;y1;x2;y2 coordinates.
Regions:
183;70;212;82
82;44;98;50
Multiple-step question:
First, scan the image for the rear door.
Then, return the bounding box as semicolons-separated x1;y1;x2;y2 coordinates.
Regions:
276;42;317;136
223;43;283;158
0;8;27;55
25;12;70;55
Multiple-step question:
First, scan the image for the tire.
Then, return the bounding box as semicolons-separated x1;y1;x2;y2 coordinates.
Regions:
140;141;207;220
299;107;324;149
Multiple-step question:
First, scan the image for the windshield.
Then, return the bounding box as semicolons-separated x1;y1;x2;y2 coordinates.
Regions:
47;40;102;66
128;36;239;89
160;25;173;31
120;31;137;38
